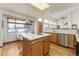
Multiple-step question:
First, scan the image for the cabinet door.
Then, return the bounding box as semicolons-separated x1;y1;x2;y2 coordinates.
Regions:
64;34;68;47
23;39;31;56
49;33;57;43
69;35;75;48
32;42;43;56
57;34;62;45
43;37;50;55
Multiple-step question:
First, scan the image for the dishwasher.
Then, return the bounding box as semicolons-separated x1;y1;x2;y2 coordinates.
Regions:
57;33;69;47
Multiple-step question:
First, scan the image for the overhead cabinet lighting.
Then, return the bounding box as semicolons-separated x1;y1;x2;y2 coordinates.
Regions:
31;3;50;11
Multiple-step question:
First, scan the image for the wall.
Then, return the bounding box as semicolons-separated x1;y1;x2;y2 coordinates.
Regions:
72;8;79;29
57;13;72;29
62;13;72;29
0;14;3;46
0;7;37;43
57;19;63;28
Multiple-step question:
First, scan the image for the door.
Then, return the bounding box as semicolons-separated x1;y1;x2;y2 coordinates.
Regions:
37;22;43;34
32;42;43;56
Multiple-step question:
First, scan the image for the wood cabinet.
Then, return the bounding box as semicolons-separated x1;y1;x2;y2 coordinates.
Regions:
23;36;50;56
69;34;76;48
45;32;76;48
23;38;31;56
32;42;43;56
43;37;50;55
45;32;57;43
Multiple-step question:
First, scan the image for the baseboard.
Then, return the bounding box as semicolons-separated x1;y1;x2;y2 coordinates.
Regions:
3;40;22;45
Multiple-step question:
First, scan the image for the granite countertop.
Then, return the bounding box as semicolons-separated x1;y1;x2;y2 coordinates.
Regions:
45;30;77;34
19;33;50;41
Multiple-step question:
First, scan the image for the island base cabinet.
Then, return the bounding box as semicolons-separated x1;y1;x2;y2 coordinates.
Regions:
32;42;43;56
23;36;49;56
23;45;31;56
23;38;32;56
43;37;50;55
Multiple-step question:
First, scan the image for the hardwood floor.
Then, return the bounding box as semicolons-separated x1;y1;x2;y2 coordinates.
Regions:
1;41;23;56
0;41;76;56
48;43;76;56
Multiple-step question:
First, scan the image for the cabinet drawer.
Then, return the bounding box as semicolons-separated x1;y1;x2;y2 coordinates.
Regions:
31;38;43;45
32;42;43;56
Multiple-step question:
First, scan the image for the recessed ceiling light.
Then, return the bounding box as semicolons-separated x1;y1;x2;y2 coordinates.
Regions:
44;19;49;23
31;3;50;11
38;18;42;22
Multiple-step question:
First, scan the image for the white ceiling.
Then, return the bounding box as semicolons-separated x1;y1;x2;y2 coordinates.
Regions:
0;3;78;20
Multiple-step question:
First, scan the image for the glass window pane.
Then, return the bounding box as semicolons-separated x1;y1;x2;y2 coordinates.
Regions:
8;19;15;22
44;19;49;24
8;23;15;28
16;24;26;32
16;20;26;23
8;23;15;32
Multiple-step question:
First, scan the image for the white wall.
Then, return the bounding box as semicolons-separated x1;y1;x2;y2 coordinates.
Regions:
0;14;3;46
57;19;63;28
0;7;37;43
57;13;72;29
72;8;79;29
63;13;72;29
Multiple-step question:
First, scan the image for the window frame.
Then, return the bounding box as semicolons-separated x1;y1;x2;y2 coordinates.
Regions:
8;19;27;33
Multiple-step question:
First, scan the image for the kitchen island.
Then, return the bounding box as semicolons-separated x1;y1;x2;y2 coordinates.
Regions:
19;33;50;56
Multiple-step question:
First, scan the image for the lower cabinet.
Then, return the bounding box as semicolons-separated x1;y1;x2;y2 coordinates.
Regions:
69;34;76;48
45;32;57;43
23;36;50;56
57;34;69;47
43;37;50;55
32;42;43;56
23;38;31;56
46;32;76;48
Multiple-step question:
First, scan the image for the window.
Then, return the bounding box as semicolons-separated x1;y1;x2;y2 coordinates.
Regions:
8;19;15;33
8;19;26;33
8;19;34;33
44;19;49;31
8;23;15;32
16;24;26;32
44;19;57;31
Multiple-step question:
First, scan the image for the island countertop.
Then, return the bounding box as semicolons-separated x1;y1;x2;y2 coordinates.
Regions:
19;33;50;41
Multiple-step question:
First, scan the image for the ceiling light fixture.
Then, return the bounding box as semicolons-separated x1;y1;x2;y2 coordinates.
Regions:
38;18;42;22
31;3;50;11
